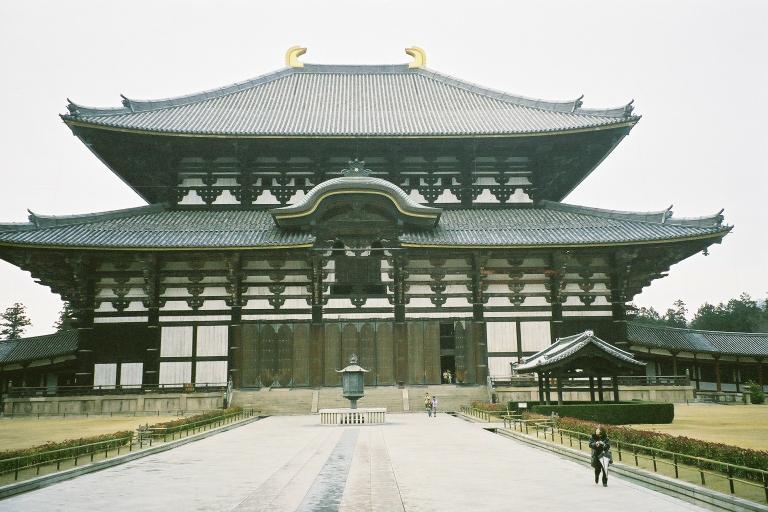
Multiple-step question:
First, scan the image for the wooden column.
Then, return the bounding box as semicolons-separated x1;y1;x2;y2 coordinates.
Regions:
308;255;325;387
544;373;552;405
692;353;700;391
597;376;604;402
537;373;545;404
714;357;722;392
589;376;596;402
612;375;620;402
556;374;563;406
671;352;679;376
735;357;741;393
470;253;487;384
229;325;243;388
393;256;408;385
546;260;564;341
758;359;764;387
309;323;325;387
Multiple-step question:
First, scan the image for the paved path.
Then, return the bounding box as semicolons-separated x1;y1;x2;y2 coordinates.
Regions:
0;414;709;511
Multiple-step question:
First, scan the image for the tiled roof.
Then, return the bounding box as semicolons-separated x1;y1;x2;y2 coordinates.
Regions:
514;330;644;372
0;330;79;365
0;201;728;250
627;323;768;357
0;206;314;249
400;201;728;247
63;64;638;137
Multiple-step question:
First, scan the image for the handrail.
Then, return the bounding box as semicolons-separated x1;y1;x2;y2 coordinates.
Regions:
0;408;256;483
500;419;768;503
490;375;690;388
3;383;227;398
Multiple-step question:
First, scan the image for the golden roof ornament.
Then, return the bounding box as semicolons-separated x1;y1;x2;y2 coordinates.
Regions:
405;47;426;68
285;46;307;68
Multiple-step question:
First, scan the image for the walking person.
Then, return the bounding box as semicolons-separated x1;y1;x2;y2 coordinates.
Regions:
424;392;432;417
589;425;612;486
431;395;439;417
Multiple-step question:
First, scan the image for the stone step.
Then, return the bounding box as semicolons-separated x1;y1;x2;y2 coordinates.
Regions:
231;385;489;415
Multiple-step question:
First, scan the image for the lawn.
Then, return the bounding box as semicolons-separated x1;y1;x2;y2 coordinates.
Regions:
0;415;182;450
628;403;768;451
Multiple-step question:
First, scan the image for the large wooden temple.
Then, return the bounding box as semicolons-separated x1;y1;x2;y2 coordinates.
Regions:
0;48;731;393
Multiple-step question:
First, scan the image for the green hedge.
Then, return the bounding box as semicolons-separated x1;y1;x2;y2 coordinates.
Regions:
540;414;768;479
0;431;132;473
470;401;508;412
530;402;674;424
149;407;242;432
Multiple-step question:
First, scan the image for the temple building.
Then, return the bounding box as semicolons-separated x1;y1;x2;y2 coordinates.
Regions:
0;48;733;395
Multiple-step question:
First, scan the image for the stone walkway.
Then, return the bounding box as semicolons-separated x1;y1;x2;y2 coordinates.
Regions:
0;413;710;511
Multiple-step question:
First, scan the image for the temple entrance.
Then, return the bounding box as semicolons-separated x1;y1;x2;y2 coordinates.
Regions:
440;322;457;383
441;355;456;383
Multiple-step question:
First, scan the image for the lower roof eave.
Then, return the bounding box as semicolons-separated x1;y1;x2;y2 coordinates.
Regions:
399;232;730;250
0;242;316;252
63;118;639;140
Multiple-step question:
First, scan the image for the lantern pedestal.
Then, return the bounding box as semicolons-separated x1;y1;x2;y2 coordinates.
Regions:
319;408;387;425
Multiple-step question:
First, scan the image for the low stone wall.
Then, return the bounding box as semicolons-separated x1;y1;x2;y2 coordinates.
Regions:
1;392;224;416
494;385;695;405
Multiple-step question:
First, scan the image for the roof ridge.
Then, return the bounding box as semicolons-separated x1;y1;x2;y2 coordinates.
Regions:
23;203;168;230
629;322;768;337
416;68;636;119
540;200;726;228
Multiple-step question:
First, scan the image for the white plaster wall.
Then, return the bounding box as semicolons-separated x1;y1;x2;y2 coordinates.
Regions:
520;322;551;352
160;326;193;357
196;326;228;356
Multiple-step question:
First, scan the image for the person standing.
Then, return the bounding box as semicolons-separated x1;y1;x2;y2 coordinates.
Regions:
424;392;432;417
431;395;439;417
589;426;611;486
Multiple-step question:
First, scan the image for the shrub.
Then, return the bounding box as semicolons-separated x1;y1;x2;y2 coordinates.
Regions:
0;431;132;473
150;407;242;431
530;402;674;424
524;413;768;479
745;380;765;405
470;401;508;412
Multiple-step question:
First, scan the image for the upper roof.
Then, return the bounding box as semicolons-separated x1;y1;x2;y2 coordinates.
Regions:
0;330;79;365
514;330;645;373
62;63;638;137
627;323;768;357
0;201;729;250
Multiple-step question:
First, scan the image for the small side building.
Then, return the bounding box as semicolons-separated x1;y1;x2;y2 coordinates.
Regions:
624;323;768;395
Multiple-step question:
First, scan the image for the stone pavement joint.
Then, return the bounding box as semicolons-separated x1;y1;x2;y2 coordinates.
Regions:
296;429;358;512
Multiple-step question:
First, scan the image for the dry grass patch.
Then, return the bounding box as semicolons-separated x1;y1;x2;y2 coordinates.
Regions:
0;415;182;450
628;404;768;450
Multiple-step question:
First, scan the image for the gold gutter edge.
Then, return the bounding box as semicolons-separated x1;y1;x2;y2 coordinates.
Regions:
274;189;439;220
63;119;638;140
0;230;727;252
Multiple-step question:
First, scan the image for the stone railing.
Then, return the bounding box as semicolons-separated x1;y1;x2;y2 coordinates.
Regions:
319;408;386;425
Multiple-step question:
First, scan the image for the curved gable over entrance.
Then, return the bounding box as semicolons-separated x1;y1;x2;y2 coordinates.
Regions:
271;164;441;231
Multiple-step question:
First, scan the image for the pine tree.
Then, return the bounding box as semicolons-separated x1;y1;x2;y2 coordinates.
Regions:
0;302;32;340
54;301;76;331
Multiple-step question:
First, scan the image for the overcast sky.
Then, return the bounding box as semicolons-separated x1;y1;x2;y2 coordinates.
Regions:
0;0;766;336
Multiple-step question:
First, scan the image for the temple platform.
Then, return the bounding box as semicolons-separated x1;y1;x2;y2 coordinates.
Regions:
230;384;488;415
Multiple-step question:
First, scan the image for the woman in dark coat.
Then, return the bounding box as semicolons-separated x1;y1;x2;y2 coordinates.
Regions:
589;425;611;486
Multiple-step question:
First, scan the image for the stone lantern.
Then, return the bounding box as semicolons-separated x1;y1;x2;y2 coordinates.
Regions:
337;354;369;409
